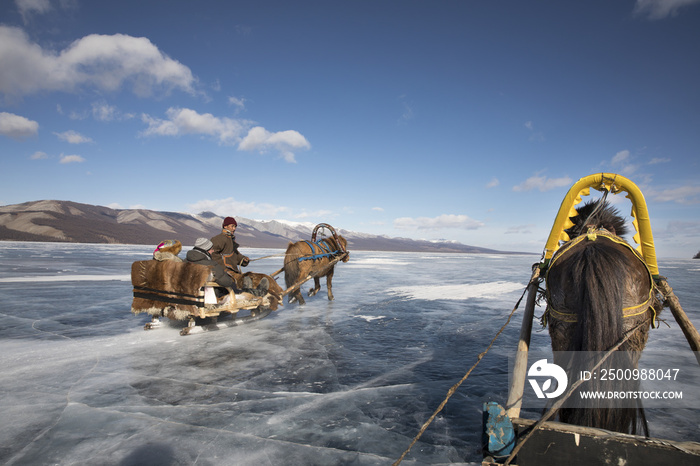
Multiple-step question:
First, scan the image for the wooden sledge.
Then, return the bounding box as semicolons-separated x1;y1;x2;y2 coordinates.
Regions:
130;259;278;336
484;173;700;465
483;416;700;466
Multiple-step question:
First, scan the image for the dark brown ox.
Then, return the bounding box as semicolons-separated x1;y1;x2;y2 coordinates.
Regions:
283;236;349;305
544;200;661;436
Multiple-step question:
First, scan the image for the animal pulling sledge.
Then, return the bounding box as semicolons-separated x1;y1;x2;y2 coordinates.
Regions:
277;223;349;305
482;173;700;465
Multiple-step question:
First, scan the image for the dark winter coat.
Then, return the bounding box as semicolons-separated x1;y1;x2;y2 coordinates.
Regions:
186;247;237;289
210;231;249;273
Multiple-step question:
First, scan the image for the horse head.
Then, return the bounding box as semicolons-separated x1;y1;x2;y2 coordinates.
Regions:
337;236;350;262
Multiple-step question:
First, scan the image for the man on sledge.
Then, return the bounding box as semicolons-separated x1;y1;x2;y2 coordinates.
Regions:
210;217;248;272
186;237;243;292
209;217;269;296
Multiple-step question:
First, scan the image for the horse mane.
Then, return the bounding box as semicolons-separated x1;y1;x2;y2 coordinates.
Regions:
322;235;347;252
565;200;628;239
331;235;349;262
547;234;651;435
556;239;632;352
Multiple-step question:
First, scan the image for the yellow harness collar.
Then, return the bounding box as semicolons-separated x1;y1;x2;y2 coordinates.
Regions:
544;228;656;324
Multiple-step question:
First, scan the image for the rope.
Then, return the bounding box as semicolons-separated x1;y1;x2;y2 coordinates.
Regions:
393;273;538;466
247;253;289;262
578;186;611;230
503;317;651;465
245;250;335;263
248;238;346;278
247;237;341;263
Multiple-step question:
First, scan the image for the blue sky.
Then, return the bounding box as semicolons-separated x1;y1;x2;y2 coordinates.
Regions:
1;0;699;258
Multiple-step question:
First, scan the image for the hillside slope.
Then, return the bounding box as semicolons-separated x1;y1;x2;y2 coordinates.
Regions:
0;200;522;254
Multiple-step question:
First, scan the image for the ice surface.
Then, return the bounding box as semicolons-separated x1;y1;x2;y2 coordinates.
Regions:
0;242;698;465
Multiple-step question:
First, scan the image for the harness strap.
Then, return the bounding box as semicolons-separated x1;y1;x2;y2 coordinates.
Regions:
132;285;205;308
133;285;201;300
544;229;656;325
299;239;341;262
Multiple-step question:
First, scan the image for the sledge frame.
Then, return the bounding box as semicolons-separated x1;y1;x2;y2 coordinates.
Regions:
141;282;271;335
483;418;700;466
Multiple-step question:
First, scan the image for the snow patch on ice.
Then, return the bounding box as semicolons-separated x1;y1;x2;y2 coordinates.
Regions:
0;274;131;283
388;281;524;300
354;315;386;322
345;257;410;267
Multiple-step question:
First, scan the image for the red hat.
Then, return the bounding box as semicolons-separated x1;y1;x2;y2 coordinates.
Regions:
223;216;237;227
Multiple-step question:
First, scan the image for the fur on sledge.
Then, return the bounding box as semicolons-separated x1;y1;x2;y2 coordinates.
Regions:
237;271;284;310
131;260;212;319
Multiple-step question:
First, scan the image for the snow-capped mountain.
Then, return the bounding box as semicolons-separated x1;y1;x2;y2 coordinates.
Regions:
0;200;518;253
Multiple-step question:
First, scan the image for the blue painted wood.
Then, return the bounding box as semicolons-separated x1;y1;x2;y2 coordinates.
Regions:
483;402;515;459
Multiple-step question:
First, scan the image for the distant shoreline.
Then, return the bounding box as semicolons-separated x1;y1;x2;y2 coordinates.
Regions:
0;239;536;255
0;200;533;255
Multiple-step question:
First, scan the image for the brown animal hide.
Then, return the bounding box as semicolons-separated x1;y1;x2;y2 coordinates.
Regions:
131;260;212;320
238;271;284;310
283;236;348;304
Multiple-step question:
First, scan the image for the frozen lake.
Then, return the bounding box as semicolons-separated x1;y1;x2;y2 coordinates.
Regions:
0;242;698;465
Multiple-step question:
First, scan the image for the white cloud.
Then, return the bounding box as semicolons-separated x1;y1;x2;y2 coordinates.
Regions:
228;96;246;111
649;157;671;164
54;130;93;144
0;111;38;139
486;177;499;188
394;214;484;231
655;220;700;240
187;197;289;218
30;151;48;159
652;220;700;256
505;224;535;235
59;154;85;164
633;0;700;19
92;102;118;121
648;185;700;204
512;174;572;192
372;207;384;212
609;149;640;175
141;107;249;144
612;149;630;165
295;210;334;219
239;126;311;163
0;26;196;98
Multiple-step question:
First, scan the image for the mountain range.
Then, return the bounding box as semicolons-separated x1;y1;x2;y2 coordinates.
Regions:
0;200;522;254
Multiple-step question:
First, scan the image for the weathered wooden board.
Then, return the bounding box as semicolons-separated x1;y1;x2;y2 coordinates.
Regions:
506;417;700;466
